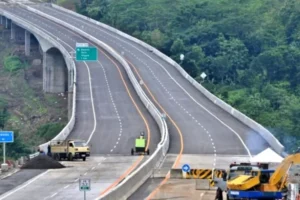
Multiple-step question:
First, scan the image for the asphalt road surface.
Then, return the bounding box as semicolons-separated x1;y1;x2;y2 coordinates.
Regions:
3;6;160;155
0;6;160;200
34;4;271;156
0;156;140;200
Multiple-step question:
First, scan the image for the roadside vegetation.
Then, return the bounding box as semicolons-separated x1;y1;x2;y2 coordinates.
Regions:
71;0;300;152
0;38;67;159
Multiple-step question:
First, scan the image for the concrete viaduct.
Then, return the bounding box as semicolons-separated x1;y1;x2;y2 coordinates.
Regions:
1;15;74;117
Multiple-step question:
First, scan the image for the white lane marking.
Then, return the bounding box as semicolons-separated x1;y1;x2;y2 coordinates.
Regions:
97;59;123;151
51;7;252;156
84;172;87;176
64;185;70;189
0;170;50;199
50;193;57;198
74;178;79;182
92;167;95;170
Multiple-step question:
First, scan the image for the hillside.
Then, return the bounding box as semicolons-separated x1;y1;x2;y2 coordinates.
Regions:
71;0;300;152
0;27;67;159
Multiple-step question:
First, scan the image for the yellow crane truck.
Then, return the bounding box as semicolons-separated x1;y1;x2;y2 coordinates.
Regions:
47;139;90;161
213;149;300;200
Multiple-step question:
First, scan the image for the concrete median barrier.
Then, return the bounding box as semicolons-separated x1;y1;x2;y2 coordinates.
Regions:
0;8;77;155
170;169;183;179
50;3;284;155
19;4;170;200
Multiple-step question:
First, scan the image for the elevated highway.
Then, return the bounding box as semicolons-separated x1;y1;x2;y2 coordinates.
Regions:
32;4;271;156
0;1;285;200
29;3;274;198
0;3;160;200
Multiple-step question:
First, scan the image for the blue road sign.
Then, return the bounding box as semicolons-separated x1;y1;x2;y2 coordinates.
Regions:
182;164;190;172
0;131;14;143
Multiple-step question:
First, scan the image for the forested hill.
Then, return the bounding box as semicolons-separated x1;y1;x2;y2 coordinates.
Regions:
74;0;300;152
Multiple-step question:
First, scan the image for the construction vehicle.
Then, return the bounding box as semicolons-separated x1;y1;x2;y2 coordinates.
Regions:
131;132;150;155
47;139;90;161
214;149;300;200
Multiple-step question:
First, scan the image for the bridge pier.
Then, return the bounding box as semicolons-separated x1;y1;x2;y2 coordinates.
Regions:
25;30;30;56
5;17;10;29
43;48;68;93
1;20;73;119
10;21;15;40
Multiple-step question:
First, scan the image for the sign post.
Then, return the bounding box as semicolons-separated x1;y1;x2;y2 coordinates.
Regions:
0;131;14;171
79;178;91;200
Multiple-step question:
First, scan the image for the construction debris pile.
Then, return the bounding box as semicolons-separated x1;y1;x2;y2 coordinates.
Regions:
21;155;65;169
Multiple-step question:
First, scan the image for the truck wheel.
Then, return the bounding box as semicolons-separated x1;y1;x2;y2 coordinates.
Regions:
131;148;134;155
68;154;73;161
83;157;86;161
54;154;60;161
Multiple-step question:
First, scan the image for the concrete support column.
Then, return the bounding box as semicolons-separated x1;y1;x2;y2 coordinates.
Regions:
5;18;9;29
43;50;67;93
10;22;15;40
25;30;31;56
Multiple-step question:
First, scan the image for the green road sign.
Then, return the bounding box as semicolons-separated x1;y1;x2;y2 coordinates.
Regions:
79;179;91;191
76;47;97;61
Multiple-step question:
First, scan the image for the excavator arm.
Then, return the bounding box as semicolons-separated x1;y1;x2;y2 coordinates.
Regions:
269;153;300;187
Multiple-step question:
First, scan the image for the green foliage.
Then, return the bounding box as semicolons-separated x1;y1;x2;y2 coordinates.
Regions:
75;0;300;152
3;56;25;73
0;131;30;159
36;123;65;141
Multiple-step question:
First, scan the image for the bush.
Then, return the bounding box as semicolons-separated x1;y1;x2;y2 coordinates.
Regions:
36;123;65;141
3;56;24;72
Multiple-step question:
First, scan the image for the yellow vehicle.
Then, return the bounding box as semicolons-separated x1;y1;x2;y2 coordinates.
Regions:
131;132;150;155
214;149;300;200
48;139;90;161
227;151;300;190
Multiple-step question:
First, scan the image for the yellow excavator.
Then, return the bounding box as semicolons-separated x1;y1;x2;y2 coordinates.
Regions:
214;149;300;200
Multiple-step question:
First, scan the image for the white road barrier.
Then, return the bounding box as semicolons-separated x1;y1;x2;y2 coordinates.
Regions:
50;3;284;155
